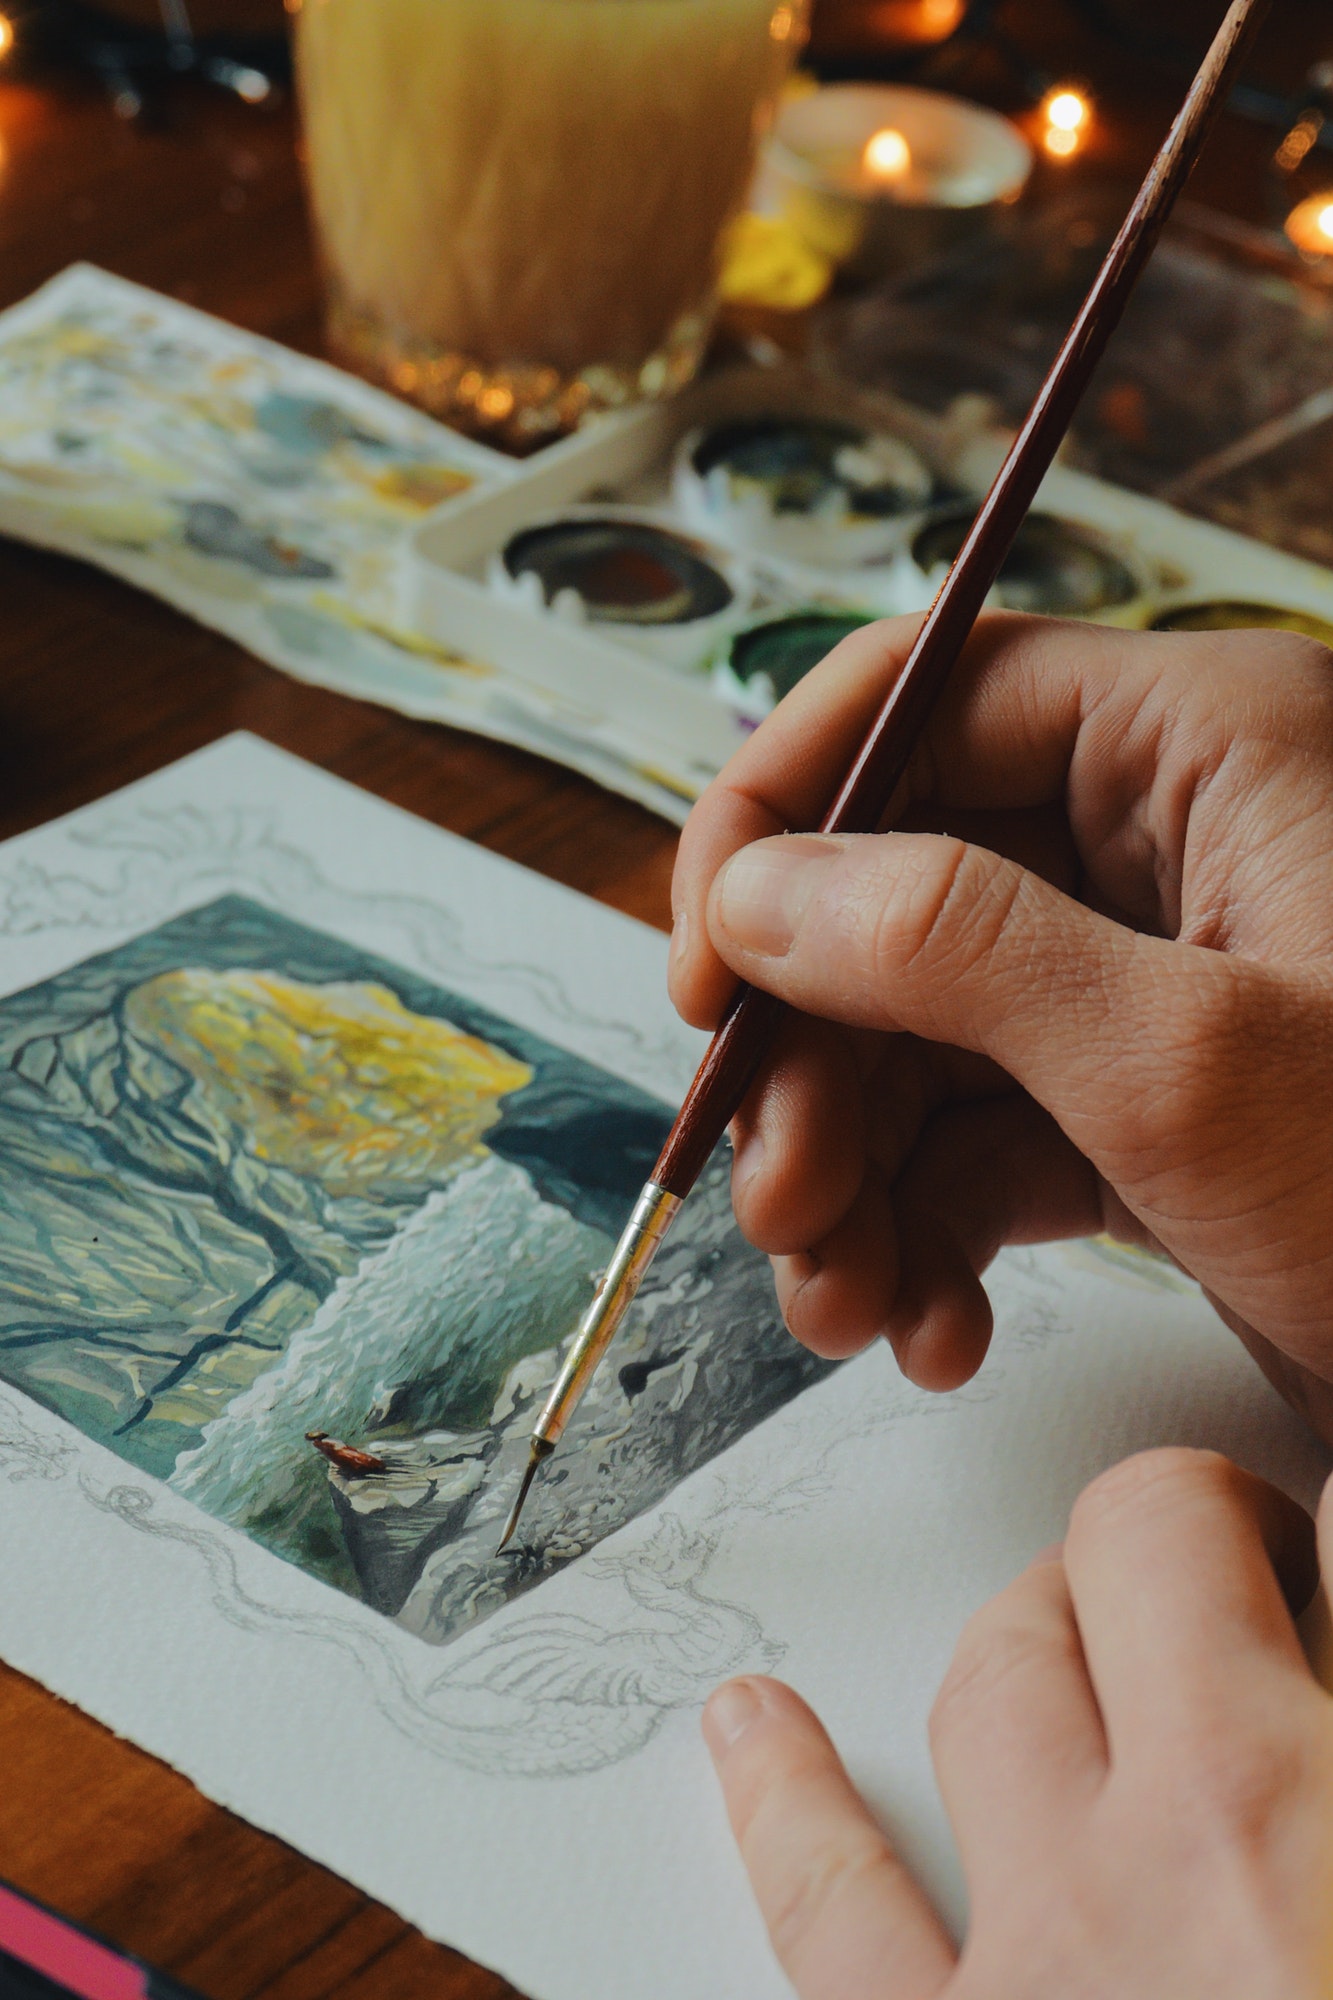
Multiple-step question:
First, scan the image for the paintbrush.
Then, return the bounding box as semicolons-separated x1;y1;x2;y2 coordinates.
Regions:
497;0;1273;1555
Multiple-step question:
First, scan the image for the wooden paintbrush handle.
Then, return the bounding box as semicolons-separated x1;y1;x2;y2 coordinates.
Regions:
822;0;1273;839
652;0;1271;1205
653;981;781;1196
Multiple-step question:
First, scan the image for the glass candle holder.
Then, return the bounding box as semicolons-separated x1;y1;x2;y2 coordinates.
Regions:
294;0;806;447
766;82;1031;282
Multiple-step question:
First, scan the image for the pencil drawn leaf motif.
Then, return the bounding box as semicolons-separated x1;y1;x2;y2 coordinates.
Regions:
441;1516;779;1712
73;1470;775;1778
0;1391;76;1482
0;799;679;1078
410;1514;783;1775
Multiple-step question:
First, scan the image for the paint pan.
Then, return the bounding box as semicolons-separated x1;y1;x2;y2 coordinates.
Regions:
675;414;934;568
713;608;877;723
907;509;1147;621
1151;600;1333;645
491;509;749;667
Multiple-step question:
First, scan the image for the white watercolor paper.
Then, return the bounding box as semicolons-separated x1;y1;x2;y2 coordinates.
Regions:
0;733;1328;2000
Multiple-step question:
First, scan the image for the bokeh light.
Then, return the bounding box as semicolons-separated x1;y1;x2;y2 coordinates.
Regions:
1046;91;1088;133
1285;192;1333;258
1041;87;1091;160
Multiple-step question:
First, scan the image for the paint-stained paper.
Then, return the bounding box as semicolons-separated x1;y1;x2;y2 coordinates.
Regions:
0;265;694;823
0;735;1328;2000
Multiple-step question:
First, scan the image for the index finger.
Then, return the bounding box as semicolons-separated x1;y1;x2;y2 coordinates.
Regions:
703;1676;955;2000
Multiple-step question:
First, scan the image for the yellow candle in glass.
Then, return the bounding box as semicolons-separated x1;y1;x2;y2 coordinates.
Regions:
295;0;804;431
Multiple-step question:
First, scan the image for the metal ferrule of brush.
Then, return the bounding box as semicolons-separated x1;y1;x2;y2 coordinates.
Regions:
533;1181;683;1448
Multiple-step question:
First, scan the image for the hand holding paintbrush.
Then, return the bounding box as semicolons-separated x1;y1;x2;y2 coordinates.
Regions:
498;0;1276;1550
671;605;1333;1429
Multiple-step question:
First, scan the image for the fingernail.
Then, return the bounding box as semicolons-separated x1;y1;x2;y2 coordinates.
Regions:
703;1678;763;1754
715;837;841;958
668;907;689;976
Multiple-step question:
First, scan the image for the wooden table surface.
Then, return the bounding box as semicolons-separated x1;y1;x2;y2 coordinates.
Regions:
0;4;1328;1995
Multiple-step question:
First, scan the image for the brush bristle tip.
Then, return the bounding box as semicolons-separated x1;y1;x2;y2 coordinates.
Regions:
495;1443;549;1556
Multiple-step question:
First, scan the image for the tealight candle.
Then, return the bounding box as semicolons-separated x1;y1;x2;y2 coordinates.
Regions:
1285;192;1333;260
767;83;1032;278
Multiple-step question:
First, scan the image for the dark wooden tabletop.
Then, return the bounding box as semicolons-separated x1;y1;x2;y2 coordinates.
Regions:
0;3;1328;1996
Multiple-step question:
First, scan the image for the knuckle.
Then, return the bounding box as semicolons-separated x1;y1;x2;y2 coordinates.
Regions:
929;1601;1074;1749
1179;628;1333;724
1070;1446;1234;1542
1239;630;1333;709
1150;1718;1306;1858
762;1835;899;1970
864;837;1022;992
864;836;967;986
1102;968;1248;1168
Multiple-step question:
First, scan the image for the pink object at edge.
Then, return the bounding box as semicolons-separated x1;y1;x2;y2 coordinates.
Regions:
0;1881;146;2000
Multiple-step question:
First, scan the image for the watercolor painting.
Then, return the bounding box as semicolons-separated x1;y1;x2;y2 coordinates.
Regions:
0;894;831;1648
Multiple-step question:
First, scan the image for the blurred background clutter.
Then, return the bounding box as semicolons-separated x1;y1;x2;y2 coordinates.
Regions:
0;2;1325;544
0;3;1328;545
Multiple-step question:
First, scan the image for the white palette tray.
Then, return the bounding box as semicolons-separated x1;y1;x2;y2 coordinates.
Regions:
402;365;1333;817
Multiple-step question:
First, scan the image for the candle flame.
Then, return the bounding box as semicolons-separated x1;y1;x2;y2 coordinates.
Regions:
1045;90;1088;132
0;15;13;58
1320;202;1333;243
1040;87;1090;160
863;127;912;181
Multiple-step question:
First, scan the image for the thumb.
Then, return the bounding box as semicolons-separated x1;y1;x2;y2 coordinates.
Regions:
706;830;1228;1164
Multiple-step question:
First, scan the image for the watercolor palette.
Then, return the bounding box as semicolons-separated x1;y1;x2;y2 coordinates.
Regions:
405;364;1333;811
0;267;1328;830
